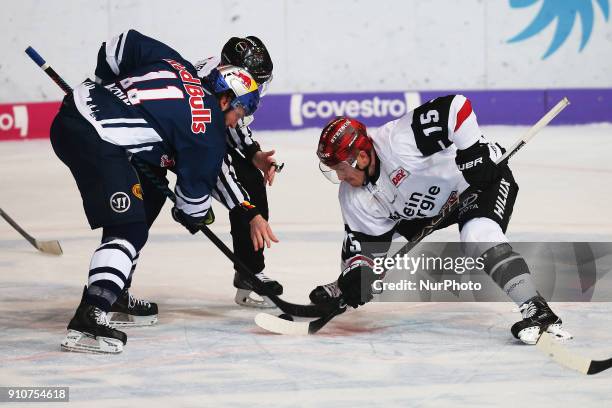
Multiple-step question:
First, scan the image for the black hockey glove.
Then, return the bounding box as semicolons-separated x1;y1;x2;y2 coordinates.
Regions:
171;207;215;234
455;141;506;190
337;260;378;308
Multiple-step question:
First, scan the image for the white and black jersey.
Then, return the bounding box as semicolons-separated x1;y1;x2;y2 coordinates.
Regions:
339;95;491;236
226;125;258;159
212;155;251;210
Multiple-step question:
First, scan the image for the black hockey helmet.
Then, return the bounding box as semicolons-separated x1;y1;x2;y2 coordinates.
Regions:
221;36;273;87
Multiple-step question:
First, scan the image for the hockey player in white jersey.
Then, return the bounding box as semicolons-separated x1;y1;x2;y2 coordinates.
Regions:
310;95;572;344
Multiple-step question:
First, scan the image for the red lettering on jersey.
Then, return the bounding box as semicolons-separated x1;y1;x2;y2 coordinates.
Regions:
164;59;211;134
165;60;183;70
185;84;204;97
454;99;473;132
180;70;200;85
192;122;207;133
193;110;211;119
390;167;409;187
190;97;204;110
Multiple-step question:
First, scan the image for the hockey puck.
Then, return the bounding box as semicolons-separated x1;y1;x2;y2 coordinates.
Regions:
278;313;294;321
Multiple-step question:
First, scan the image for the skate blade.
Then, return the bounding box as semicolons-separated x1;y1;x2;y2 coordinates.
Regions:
518;326;541;345
60;330;123;354
235;289;277;309
107;312;158;327
518;324;573;345
546;323;573;341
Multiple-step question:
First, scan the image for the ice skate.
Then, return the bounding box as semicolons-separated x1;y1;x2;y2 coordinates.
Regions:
108;288;158;327
61;287;127;354
234;271;283;308
511;296;573;345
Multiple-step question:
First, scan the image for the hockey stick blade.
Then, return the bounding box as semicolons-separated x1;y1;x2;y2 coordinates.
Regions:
536;332;612;375
0;208;63;256
255;306;346;335
35;240;63;255
255;313;310;335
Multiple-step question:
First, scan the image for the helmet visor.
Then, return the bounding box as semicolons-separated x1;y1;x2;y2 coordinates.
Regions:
231;91;260;117
319;159;359;184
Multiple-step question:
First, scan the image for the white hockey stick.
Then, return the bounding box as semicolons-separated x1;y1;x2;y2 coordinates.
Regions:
497;97;570;164
536;332;612;375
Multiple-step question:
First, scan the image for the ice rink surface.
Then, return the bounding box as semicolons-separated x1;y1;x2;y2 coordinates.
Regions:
1;125;612;407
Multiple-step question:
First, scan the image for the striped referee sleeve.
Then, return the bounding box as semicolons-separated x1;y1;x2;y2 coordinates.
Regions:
226;125;256;155
212;155;250;211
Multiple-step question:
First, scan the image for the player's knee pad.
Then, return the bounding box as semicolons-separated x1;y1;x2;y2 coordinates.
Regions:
102;221;149;253
460;217;507;258
460;217;506;241
481;243;530;288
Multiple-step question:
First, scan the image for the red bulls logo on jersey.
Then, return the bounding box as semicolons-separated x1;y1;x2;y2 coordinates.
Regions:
164;59;211;134
160;154;175;168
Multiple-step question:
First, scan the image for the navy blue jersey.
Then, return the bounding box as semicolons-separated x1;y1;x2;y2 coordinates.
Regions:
72;29;225;218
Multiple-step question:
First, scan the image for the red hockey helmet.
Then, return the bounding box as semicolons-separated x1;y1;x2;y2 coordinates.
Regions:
316;117;372;167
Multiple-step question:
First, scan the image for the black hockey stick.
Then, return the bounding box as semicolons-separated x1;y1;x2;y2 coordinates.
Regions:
129;157;334;318
0;207;63;255
255;97;570;335
255;299;346;335
25;45;332;318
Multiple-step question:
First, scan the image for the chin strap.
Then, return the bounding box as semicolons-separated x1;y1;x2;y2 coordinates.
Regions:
356;165;369;186
358;152;380;186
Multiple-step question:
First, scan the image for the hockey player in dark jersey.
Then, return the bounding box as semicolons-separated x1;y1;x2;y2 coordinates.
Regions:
310;96;572;345
51;29;261;353
143;37;284;308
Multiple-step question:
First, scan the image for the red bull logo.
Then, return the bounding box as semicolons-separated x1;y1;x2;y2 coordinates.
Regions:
160;155;175;168
235;71;253;89
233;70;259;93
